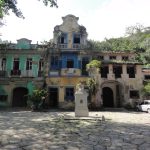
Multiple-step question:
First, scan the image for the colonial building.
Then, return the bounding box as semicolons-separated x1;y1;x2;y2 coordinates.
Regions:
0;38;44;107
0;14;145;109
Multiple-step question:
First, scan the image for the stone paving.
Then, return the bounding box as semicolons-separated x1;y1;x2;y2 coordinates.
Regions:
0;110;150;150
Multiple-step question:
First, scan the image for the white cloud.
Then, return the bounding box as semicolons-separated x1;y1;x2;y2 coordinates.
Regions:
0;0;150;43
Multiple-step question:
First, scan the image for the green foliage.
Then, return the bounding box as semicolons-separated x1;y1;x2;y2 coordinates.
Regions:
0;0;24;18
142;83;150;97
41;0;58;7
86;78;97;95
27;89;48;110
86;60;101;70
0;0;58;19
86;24;150;65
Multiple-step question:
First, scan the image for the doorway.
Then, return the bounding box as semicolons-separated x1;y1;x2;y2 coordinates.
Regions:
12;87;28;107
49;88;58;108
102;87;114;107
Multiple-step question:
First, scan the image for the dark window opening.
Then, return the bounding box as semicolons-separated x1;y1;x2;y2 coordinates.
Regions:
38;59;44;77
82;58;89;76
26;58;32;70
60;34;67;44
13;58;19;70
67;59;74;68
101;66;109;78
98;56;104;60
65;88;74;101
113;66;122;78
11;58;20;75
39;59;44;71
0;95;7;102
61;36;64;44
130;90;139;99
122;56;128;61
51;56;59;69
73;34;80;44
127;66;136;78
110;56;116;60
145;75;150;80
2;58;6;71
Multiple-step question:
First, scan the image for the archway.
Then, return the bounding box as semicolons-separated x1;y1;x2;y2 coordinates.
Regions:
12;87;28;107
102;87;114;107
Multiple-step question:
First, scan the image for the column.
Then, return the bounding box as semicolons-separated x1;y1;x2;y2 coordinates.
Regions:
121;64;128;78
59;86;64;102
107;64;115;79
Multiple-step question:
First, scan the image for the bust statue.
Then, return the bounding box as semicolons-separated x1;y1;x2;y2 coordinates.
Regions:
76;82;84;92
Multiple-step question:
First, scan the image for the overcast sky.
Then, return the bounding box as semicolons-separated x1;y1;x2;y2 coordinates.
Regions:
0;0;150;43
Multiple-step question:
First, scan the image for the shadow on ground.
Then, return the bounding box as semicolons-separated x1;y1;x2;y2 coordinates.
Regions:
0;110;150;150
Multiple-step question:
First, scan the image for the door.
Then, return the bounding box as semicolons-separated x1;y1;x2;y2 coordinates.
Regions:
49;88;58;108
102;87;114;107
12;87;28;107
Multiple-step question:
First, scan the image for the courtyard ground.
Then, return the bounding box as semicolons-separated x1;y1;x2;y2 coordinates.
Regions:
0;109;150;150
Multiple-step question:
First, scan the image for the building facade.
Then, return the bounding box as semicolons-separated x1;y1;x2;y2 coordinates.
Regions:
0;38;44;107
0;14;146;109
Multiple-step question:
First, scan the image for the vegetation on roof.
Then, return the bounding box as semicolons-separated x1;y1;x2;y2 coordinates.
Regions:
86;24;150;65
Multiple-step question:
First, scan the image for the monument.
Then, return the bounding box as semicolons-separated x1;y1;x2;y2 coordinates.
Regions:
75;83;89;117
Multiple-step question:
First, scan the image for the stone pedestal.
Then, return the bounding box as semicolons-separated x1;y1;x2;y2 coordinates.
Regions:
75;90;89;117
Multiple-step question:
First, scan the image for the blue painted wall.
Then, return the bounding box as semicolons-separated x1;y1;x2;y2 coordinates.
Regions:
61;53;79;68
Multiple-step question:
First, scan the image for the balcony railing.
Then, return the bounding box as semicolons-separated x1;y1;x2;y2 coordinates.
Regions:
59;44;67;49
0;70;7;77
11;70;21;76
21;70;34;77
72;44;80;49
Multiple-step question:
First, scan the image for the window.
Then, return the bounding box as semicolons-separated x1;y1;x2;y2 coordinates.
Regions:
110;56;116;60
81;57;89;76
130;90;139;99
122;56;128;61
0;95;7;102
51;56;59;69
13;58;19;70
113;65;122;78
73;34;80;44
67;59;74;68
60;33;67;44
39;59;44;71
127;65;136;78
65;88;74;101
1;58;6;71
101;66;109;78
98;56;104;60
26;58;32;70
144;75;150;80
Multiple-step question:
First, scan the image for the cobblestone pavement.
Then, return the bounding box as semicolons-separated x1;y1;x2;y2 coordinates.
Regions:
0;110;150;150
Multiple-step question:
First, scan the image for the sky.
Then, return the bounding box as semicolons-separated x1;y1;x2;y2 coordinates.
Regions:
0;0;150;43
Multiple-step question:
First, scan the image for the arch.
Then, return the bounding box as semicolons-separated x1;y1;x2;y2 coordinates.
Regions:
12;87;28;107
102;87;114;107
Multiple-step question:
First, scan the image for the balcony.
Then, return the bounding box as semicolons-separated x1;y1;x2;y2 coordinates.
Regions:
61;68;81;76
72;44;80;49
0;70;7;77
59;44;67;49
11;70;21;76
21;70;34;77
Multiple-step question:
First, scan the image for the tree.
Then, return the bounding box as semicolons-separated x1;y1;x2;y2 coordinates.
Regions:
0;0;58;19
86;60;101;109
142;82;150;99
27;88;48;111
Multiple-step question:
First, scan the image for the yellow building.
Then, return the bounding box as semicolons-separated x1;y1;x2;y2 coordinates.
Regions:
46;14;143;109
